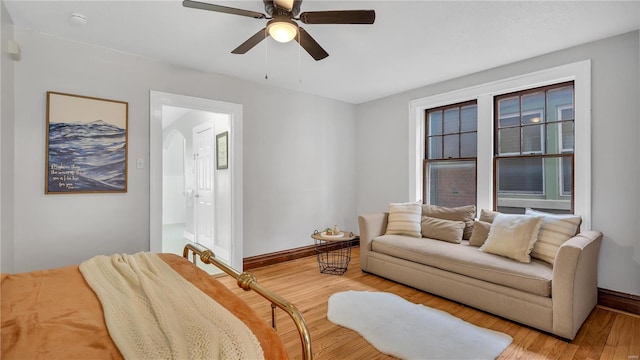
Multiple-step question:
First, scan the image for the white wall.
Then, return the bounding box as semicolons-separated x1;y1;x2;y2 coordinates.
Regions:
8;28;356;273
0;0;15;273
356;31;640;296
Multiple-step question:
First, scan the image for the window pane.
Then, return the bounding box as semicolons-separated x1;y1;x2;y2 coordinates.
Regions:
497;157;543;194
522;125;543;153
428;136;442;159
561;122;574;150
429;111;442;135
522;92;544;114
460;105;477;132
443;108;459;134
443;134;459;158
498;127;520;154
427;160;476;208
547;86;574;122
545;122;561;154
522;111;544;125
496;156;573;213
460;133;477;157
562;156;572;195
499;115;519;128
559;107;574;121
499;97;519;119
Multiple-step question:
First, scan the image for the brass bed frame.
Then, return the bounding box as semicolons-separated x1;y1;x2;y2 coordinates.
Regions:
183;243;313;360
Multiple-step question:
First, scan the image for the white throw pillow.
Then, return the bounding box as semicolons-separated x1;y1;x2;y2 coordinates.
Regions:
385;202;422;238
479;214;543;263
526;208;582;264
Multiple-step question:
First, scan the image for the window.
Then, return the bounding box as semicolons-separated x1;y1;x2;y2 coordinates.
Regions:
494;82;574;214
424;101;477;207
410;60;591;230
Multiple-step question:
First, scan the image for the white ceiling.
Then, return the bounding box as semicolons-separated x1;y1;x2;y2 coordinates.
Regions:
5;1;640;104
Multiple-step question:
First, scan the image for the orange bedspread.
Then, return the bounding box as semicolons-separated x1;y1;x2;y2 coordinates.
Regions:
1;253;288;360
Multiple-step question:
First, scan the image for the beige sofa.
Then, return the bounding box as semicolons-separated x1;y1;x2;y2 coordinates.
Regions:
358;212;603;340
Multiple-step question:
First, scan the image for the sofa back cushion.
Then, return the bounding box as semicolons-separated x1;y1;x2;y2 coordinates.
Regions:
421;216;465;243
421;204;476;240
468;209;501;247
385;202;422;238
479;214;543;263
479;209;500;223
468;220;491;247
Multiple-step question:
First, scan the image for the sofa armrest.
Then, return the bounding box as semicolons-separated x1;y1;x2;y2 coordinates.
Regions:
551;230;603;339
357;213;388;271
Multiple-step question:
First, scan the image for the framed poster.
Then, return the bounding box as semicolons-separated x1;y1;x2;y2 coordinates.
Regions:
216;131;228;170
46;91;128;194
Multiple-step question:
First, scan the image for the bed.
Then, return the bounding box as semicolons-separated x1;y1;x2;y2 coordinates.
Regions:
1;243;312;359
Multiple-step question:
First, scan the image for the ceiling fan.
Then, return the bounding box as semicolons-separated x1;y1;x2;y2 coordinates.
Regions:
182;0;375;61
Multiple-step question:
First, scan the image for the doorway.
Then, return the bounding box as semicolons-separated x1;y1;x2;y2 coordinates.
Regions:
150;91;244;272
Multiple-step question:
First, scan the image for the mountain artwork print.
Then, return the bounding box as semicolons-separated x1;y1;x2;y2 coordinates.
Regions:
46;92;128;194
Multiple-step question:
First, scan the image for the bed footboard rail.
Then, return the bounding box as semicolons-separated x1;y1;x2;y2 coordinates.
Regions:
183;243;313;360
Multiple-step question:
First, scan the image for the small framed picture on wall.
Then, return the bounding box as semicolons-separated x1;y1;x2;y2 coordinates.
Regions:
216;131;228;170
46;91;128;194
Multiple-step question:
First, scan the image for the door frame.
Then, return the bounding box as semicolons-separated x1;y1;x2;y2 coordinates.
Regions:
149;91;244;271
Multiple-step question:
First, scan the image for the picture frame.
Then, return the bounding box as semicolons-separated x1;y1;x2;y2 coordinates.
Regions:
216;131;228;170
45;91;128;194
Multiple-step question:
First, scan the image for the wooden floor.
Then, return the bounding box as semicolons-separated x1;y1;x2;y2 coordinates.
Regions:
217;246;640;360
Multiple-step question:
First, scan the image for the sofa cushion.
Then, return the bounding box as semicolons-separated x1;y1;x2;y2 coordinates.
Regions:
372;234;552;297
421;204;476;240
480;214;543;263
479;209;500;223
526;209;582;265
468;220;491;247
421;216;465;243
385;202;422;238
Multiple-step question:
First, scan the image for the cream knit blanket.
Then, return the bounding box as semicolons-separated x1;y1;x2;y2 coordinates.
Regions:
79;252;264;360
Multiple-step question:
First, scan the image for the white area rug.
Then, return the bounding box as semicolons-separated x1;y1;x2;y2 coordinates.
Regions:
327;291;512;360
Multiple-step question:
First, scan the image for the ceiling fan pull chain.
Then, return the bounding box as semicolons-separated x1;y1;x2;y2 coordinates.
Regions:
264;28;269;80
298;31;302;83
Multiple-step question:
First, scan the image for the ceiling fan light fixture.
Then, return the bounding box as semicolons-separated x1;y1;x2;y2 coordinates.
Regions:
267;18;298;43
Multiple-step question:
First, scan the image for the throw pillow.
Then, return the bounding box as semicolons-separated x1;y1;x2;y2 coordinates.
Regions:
479;209;500;223
479;214;543;263
421;216;465;244
526;208;582;264
468;220;491;247
421;204;476;240
385;202;422;238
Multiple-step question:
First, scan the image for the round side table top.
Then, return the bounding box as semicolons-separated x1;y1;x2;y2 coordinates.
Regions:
312;230;356;242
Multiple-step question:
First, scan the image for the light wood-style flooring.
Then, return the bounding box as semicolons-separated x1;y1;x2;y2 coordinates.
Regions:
217;246;640;360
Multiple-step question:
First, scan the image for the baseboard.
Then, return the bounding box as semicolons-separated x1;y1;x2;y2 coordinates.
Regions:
598;288;640;316
243;238;359;270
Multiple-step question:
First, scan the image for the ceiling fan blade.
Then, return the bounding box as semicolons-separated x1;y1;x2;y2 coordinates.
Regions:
183;0;266;19
231;28;269;54
299;10;375;24
295;28;328;61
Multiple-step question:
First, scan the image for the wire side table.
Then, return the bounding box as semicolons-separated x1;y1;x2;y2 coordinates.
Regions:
311;230;356;275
